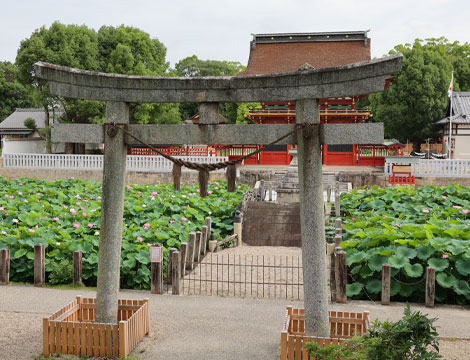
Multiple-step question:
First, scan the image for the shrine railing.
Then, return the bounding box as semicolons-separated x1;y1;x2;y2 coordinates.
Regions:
2;153;228;173
384;159;470;178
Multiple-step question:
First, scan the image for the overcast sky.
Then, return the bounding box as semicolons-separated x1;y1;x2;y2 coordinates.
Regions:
1;0;468;68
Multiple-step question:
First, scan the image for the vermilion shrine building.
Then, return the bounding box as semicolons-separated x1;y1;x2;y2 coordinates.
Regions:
238;31;402;166
132;31;403;166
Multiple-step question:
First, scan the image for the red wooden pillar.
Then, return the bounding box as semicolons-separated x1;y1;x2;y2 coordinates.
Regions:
323;145;328;165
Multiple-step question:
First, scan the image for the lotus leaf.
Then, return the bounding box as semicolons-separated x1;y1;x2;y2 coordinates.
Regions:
455;258;470;276
346;283;363;296
388;254;409;269
396;246;417;259
403;262;423;278
368;254;389;272
416;245;434;260
436;273;457;288
428;258;449;272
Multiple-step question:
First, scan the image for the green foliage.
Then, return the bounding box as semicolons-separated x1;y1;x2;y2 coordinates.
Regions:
0;177;246;289
306;305;441;360
0;61;35;121
340;185;470;304
15;22;180;128
48;259;73;285
305;338;366;360
369;39;452;148
23;117;37;129
174;55;245;77
173;55;247;123
365;305;441;359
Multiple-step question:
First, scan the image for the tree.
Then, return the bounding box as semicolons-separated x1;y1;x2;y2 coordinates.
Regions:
174;56;246;122
369;39;453;151
16;22;100;152
16;23;181;152
0;62;35;121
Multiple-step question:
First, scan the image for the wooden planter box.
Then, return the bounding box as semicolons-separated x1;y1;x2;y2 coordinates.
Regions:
43;296;150;358
280;306;369;360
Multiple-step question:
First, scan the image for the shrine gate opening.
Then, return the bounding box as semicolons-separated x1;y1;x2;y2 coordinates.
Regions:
35;54;402;336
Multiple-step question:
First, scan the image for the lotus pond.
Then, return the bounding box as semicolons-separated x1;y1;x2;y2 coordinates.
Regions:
0;177;246;289
340;185;470;305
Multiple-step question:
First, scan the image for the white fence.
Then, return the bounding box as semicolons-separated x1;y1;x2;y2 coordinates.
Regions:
385;159;470;178
2;153;228;173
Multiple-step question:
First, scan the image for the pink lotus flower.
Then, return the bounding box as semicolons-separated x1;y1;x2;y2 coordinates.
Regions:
147;243;152;247
149;196;155;200
126;185;132;190
28;229;35;233
237;185;242;189
197;189;200;193
395;223;400;227
144;223;150;229
422;209;429;213
152;192;158;195
82;212;87;217
462;209;469;214
137;236;143;242
97;196;101;200
73;224;80;228
53;217;59;221
63;205;68;209
24;200;28;203
208;191;212;194
36;193;40;196
453;205;462;209
181;216;188;221
170;220;175;224
17;192;22;195
12;219;19;223
4;194;8;198
76;201;81;206
70;209;77;215
350;217;356;221
70;177;74;179
442;195;447;199
215;187;219;190
442;254;449;258
87;224;93;228
75;195;81;199
9;195;13;199
0;207;4;211
19;183;23;186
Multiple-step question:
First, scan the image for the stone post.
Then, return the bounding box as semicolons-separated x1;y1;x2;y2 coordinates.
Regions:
425;266;435;308
96;101;129;324
296;98;329;336
381;263;391;305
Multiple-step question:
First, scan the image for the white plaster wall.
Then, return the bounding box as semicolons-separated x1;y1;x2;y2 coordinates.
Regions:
2;138;46;154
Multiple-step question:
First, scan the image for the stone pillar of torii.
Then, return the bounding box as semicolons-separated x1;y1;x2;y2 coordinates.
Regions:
35;54;402;336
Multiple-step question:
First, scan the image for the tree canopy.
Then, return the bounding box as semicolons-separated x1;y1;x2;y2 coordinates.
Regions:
368;38;470;150
0;61;35;121
174;55;249;123
15;22;180;135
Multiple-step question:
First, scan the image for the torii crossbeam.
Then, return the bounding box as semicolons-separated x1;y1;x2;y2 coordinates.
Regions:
35;54;402;335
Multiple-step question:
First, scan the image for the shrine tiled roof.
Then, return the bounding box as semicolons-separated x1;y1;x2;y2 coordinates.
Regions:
241;31;371;76
436;92;470;125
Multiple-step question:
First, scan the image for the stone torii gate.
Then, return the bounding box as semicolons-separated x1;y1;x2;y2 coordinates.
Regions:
35;54;402;336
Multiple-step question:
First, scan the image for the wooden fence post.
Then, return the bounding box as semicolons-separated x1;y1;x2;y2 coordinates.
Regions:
334;234;342;247
425;266;435;308
201;225;209;255
381;263;391;305
167;248;176;285
73;250;82;284
329;246;336;302
172;251;181;295
204;217;212;251
151;243;163;294
34;244;45;287
0;248;10;285
195;231;202;260
180;243;187;277
335;248;347;304
186;232;196;270
335;218;342;232
335;183;340;217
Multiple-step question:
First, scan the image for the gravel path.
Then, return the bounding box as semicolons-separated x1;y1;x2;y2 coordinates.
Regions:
1;245;470;359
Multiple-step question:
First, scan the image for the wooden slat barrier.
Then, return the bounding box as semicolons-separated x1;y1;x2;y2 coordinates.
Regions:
280;306;369;360
43;296;150;358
